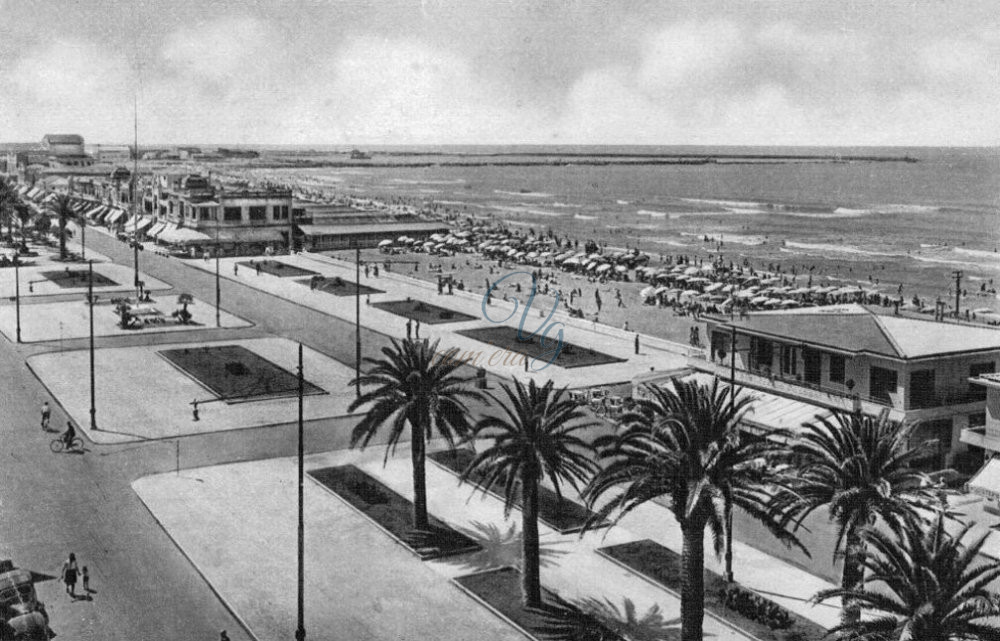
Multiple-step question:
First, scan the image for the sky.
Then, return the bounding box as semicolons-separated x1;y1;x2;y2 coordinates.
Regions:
1;0;998;146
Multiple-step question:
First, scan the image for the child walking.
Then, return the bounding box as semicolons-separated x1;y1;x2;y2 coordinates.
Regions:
82;566;90;592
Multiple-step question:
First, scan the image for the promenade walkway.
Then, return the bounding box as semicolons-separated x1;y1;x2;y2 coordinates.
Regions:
183;252;694;389
135;442;841;641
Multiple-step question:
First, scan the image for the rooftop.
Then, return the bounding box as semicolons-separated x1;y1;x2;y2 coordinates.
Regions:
715;303;1000;359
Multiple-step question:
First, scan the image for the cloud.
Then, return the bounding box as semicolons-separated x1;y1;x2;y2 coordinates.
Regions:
160;16;271;82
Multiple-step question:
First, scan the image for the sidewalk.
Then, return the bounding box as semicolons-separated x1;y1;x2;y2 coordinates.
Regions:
134;443;839;641
184;252;690;389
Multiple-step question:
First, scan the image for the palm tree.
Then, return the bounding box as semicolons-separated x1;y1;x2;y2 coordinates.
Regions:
585;378;799;641
48;193;77;259
0;178;20;243
769;411;940;625
14;201;32;248
461;378;597;608
815;511;1000;641
348;338;482;530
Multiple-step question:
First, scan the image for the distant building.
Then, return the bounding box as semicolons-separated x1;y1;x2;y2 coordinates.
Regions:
41;134;85;157
350;149;371;160
93;145;132;163
695;304;1000;470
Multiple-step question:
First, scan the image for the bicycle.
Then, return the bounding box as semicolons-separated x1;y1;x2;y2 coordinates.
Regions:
50;436;84;453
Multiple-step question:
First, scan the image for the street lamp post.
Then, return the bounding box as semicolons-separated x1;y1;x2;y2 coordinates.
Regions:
355;243;361;399
295;342;306;641
215;214;221;328
724;327;736;583
88;261;98;431
14;253;21;343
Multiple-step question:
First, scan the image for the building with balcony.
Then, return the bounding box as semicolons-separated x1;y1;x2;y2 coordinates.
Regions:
698;304;1000;469
144;173;294;254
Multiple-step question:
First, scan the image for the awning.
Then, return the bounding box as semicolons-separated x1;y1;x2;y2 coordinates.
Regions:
158;226;211;245
147;222;167;237
215;227;285;243
106;208;126;224
84;205;104;219
153;222;177;239
968;459;1000;501
683;373;831;440
123;216;153;233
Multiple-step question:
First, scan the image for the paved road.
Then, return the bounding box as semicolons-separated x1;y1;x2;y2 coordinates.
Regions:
0;231;461;641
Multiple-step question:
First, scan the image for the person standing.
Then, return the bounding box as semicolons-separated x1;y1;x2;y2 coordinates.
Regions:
233;263;238;276
415;320;421;339
41;401;51;431
82;566;90;592
62;553;79;597
406;319;412;340
634;333;640;355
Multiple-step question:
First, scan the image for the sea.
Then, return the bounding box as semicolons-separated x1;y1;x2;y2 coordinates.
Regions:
239;145;1000;313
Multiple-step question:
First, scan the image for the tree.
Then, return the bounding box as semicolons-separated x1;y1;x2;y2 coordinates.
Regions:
816;511;1000;641
175;293;193;323
348;338;482;530
0;178;21;243
769;411;940;625
462;378;597;608
585;378;798;641
48;193;77;259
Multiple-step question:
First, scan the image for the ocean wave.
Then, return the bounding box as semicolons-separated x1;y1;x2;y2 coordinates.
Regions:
954;247;1000;261
622;223;661;230
680;232;767;246
418;189;442;194
434;200;472;206
494;189;552;198
682;197;765;209
391;178;466;185
551;201;583;208
875;204;941;214
637;210;668;218
776;209;868;219
784;241;904;258
492;205;564;217
616;200;631;205
574;214;598;220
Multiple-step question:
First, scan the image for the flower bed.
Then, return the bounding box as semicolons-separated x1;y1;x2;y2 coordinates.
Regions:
598;539;827;641
309;464;480;560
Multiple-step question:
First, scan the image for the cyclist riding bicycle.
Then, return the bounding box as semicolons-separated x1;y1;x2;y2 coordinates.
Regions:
63;422;76;449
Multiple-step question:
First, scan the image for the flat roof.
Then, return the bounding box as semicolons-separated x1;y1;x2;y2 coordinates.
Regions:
298;221;449;236
715;304;1000;359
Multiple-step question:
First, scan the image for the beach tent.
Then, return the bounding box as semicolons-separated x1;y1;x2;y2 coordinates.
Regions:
378;239;393;247
750;296;770;305
704;282;724;293
654;286;672;295
780;300;799;307
684;266;700;275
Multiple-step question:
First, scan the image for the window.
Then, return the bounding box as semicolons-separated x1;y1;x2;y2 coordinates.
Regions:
870;366;898;405
909;369;937;409
803;348;821;384
200;208;212;220
749;337;773;372
249;206;266;221
829;354;846;384
780;345;797;376
273;205;289;220
970;362;995;401
223;207;242;221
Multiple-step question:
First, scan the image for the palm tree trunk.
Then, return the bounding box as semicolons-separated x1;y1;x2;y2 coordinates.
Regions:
841;531;864;625
521;476;542;609
680;520;707;641
410;421;429;531
59;220;67;259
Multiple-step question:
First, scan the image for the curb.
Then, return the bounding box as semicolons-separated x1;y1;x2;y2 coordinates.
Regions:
595;547;768;641
449;567;537;641
132;486;262;641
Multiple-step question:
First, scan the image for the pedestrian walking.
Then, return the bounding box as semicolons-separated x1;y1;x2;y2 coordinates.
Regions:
406;319;412;340
62;553;79;597
634;333;640;355
219;631;231;641
41;401;51;431
82;566;90;592
233;263;238;276
364;264;369;278
255;262;261;276
415;320;421;339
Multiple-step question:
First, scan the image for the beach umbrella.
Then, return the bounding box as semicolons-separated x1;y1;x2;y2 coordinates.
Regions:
721;284;735;293
780;300;799;307
680;289;700;301
750;296;769;305
378;239;393;247
700;264;716;273
596;264;612;273
640;286;656;299
562;257;580;266
704;282;724;293
588;253;602;261
654;286;671;295
765;298;783;307
684;266;700;275
585;261;599;271
614;264;628;273
974;308;994;314
397;236;409;243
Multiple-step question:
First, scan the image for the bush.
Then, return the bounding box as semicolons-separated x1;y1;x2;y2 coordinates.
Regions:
719;585;793;630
